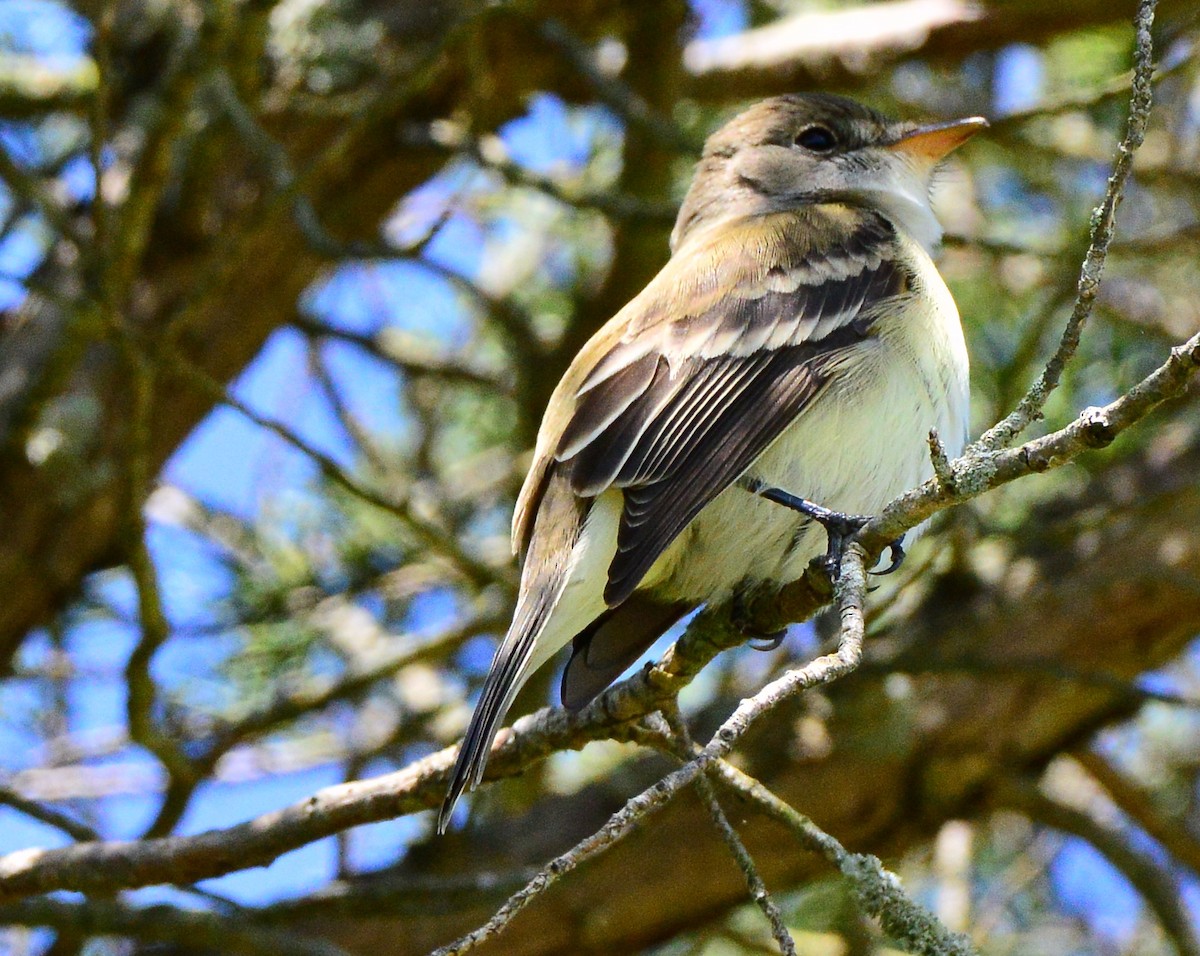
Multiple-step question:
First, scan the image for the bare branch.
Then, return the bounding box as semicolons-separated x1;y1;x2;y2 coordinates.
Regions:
404;122;678;225
975;0;1158;451
997;779;1200;956
105;17;211;308
647;726;978;956
292;315;510;392
986;32;1196;135
0;309;1194;906
856;330;1200;567
429;549;868;956
153;342;503;590
1075;750;1200;878
659;711;797;956
685;0;978;80
0;52;96;117
204;614;505;756
536;18;695;153
0;896;351;956
0;146;83;250
0;787;100;844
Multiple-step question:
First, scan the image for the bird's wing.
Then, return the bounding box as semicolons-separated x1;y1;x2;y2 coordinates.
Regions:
518;205;910;605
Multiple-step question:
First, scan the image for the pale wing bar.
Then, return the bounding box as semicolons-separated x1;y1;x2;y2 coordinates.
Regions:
557;256;907;606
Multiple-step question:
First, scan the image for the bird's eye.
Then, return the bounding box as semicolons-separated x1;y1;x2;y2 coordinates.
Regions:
794;125;837;152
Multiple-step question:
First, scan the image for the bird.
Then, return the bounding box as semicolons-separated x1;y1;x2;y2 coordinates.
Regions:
438;93;985;832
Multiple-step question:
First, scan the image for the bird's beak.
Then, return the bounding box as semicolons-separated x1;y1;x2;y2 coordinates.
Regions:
887;116;988;162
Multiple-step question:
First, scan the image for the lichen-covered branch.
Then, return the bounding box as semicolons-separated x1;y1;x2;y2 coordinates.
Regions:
975;0;1157;451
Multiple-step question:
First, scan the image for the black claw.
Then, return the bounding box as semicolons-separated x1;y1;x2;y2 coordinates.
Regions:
869;537;907;576
818;512;869;580
747;629;787;651
736;477;876;581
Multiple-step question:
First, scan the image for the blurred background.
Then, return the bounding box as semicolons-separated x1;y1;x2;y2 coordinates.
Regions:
0;0;1199;953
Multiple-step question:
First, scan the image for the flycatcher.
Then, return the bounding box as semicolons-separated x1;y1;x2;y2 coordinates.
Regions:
439;93;985;831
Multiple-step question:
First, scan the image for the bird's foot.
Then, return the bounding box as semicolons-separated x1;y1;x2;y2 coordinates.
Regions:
737;478;906;579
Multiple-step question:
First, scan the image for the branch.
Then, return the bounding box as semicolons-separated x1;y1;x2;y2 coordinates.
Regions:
536;18;696;153
854;330;1200;571
997;779;1200;956
0;53;96;118
0;3;1190;917
115;255;200;837
212;70;545;369
0;145;84;249
209;70;388;263
685;0;979;80
681;0;1183;100
428;548;869;956
291;315;510;392
0;786;100;844
153;342;502;590
0;896;351;956
104;15;213;309
407;122;678;225
0;305;1194;905
658;711;797;956
203;614;506;756
646;729;977;956
1074;750;1200;877
975;0;1157;451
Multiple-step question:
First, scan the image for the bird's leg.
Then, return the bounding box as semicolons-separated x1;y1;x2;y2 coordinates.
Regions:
737;477;905;578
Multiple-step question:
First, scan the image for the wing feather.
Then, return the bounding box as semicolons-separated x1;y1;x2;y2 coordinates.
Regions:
536;207;908;605
556;351;660;461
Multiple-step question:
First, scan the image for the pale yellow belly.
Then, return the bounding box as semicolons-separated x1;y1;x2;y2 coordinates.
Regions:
645;285;968;601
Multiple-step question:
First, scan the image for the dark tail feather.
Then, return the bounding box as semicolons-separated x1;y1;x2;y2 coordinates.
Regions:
560;596;691;712
437;600;549;834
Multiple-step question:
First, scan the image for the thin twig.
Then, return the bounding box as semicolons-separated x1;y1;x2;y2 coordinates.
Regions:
153;342;501;589
637;716;975;956
536;18;696;153
211;69;543;366
659;710;797;956
204;614;505;756
292;315;509;391
86;2;112;279
411;124;677;225
975;0;1157;451
927;428;954;491
0;146;82;250
706;761;977;956
429;549;868;956
105;14;210;308
121;338;202;839
305;339;391;475
986;30;1193;134
855;330;1200;565
0;787;100;844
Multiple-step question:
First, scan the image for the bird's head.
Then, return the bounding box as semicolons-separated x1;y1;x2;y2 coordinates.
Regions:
671;93;987;254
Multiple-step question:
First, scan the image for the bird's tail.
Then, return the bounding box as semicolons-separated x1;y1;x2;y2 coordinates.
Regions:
437;593;554;834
